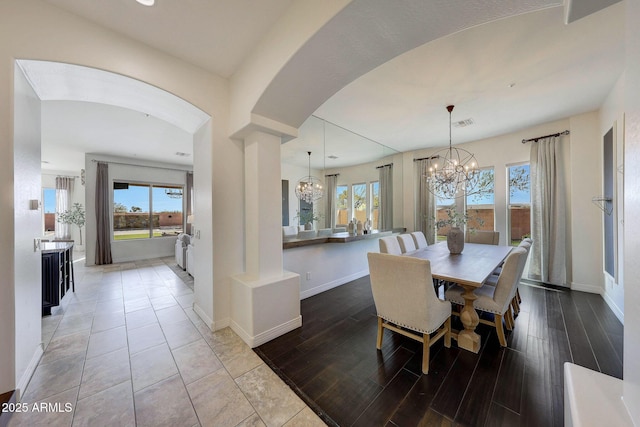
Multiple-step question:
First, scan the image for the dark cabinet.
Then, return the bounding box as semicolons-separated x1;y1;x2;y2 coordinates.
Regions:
41;242;73;316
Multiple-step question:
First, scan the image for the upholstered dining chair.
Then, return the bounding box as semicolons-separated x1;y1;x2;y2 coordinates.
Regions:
410;231;429;249
397;234;417;254
444;247;528;347
465;230;500;245
367;252;452;374
379;236;402;255
491;239;532;316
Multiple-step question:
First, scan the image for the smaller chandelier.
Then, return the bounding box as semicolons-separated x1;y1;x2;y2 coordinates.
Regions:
427;105;479;199
295;151;324;204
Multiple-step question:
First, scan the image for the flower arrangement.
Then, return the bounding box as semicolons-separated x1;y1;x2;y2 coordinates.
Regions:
295;209;324;226
433;207;484;230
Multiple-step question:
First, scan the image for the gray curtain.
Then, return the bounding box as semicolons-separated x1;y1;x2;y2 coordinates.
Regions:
186;172;193;235
55;176;74;239
529;136;566;285
379;164;393;230
324;174;338;228
95;162;112;265
414;159;436;244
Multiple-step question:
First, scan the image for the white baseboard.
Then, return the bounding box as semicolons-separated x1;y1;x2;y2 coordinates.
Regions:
300;270;369;300
570;282;603;294
213;317;231;331
230;316;302;348
193;303;214;331
16;343;44;400
603;292;624;324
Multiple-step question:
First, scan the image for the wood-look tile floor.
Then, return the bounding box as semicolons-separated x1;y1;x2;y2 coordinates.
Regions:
9;256;324;427
256;277;623;427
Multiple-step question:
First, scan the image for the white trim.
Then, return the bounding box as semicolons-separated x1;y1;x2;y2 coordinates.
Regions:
16;343;43;400
193;303;214;331
213;317;231;331
230;316;302;348
603;291;624;324
300;269;369;300
570;281;603;294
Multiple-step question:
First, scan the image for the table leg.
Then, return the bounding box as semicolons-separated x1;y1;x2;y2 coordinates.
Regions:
458;284;481;353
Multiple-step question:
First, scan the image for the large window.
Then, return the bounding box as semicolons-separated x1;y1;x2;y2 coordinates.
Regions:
508;164;531;245
370;181;379;230
352;183;367;223
467;168;495;231
435;195;455;241
113;182;184;240
336;185;348;225
43;187;56;237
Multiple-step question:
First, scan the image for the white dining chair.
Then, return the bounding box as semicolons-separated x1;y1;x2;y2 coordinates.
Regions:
410;231;429;249
379;236;402;255
397;234;417;254
444;247;527;347
367;252;451;374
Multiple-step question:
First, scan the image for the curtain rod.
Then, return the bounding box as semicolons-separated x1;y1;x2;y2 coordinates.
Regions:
91;159;192;173
521;130;570;144
413;155;439;162
42;173;79;178
376;163;393;169
324;173;340;177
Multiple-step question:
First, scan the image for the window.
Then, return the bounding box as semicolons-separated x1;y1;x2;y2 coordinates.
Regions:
113;182;184;240
467;168;495;232
435;195;455;241
43;187;56;236
352;183;367;223
508;164;531;245
336;185;348;225
370;181;379;230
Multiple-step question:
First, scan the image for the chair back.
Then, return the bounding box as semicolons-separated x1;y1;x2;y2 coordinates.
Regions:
367;252;447;333
492;247;527;311
410;231;429;249
397;234;417;253
379;236;402;255
466;230;500;245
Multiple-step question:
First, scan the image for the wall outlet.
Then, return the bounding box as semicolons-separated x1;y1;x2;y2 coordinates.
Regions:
306;272;311;280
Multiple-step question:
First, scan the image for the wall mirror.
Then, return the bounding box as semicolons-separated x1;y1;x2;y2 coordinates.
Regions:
281;115;402;232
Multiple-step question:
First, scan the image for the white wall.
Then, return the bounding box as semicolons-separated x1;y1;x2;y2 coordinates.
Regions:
623;0;640;419
12;64;43;396
0;0;244;395
84;154;189;265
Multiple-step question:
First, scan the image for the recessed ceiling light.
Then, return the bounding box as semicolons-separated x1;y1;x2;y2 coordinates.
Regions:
175;152;191;157
452;118;474;128
136;0;155;6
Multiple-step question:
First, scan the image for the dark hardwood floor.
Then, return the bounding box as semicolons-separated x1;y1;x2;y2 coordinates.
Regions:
255;277;623;427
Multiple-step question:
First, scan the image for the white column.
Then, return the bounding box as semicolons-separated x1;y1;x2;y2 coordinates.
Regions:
244;131;283;279
231;130;301;347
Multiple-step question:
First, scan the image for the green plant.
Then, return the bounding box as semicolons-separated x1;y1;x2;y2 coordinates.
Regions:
57;203;86;245
433;207;484;230
295;209;324;225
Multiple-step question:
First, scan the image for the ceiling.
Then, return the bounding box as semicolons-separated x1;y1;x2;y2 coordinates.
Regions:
32;0;624;172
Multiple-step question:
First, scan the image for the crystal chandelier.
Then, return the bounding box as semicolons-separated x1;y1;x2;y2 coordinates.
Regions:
427;105;479;199
295;151;324;204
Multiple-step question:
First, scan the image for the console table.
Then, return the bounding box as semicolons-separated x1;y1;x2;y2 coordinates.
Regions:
41;241;74;316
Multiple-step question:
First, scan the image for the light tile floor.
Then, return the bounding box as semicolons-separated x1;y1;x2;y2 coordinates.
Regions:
9;256;325;427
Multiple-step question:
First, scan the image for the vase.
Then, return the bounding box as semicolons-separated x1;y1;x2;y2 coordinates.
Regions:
304;222;313;231
447;227;464;254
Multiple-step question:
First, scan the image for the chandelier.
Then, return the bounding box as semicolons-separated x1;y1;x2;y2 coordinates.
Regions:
295;151;324;204
427;105;479;199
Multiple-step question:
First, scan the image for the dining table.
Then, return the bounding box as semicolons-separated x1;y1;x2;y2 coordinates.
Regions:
404;241;513;353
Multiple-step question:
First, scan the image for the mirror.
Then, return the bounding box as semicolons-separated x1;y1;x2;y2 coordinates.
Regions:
281;115;403;232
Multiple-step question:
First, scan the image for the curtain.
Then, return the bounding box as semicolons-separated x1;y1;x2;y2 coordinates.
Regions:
324;174;338;228
414;159;436;244
529;136;566;285
186;172;193;235
95;162;113;265
55;176;74;239
379;164;393;230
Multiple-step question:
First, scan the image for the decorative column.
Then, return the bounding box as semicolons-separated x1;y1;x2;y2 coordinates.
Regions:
231;130;301;347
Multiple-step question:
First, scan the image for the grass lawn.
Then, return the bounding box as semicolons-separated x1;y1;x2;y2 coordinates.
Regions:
114;232;163;240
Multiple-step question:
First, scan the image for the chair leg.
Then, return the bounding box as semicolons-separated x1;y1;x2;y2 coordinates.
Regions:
511;297;520;316
495;314;507;347
422;333;431;374
376;317;384;350
505;309;514;331
516;288;522;304
444;317;451;348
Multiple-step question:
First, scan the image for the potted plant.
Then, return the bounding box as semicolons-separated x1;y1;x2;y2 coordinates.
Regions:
295;209;324;230
57;202;86;245
434;207;483;254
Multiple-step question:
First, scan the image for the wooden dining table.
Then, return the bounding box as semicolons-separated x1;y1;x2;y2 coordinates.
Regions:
404;241;513;353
